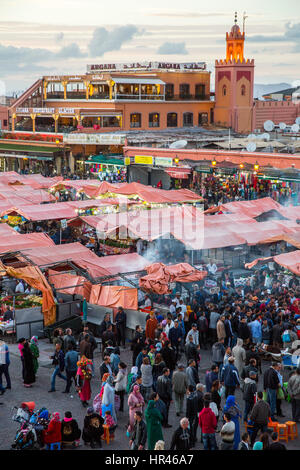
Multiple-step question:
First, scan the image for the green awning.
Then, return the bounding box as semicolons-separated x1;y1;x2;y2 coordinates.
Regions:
0;142;61;154
87;155;124;166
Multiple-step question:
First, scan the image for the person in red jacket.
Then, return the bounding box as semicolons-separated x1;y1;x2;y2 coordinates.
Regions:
43;412;62;448
145;312;158;342
198;393;218;450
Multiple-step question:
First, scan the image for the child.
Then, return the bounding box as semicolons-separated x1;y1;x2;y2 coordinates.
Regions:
104;410;117;438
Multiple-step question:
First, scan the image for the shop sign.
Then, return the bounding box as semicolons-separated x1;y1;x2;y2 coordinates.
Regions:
16;108;30;113
124;157;131;166
87;61;206;72
33;108;55;114
154;157;173;167
63;133;126;145
134;155;153;165
58;108;75;114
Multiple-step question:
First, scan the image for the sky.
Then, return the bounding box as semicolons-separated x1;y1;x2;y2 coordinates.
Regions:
0;0;300;94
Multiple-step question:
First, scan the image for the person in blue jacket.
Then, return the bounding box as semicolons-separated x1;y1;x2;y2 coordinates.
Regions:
223;395;241;450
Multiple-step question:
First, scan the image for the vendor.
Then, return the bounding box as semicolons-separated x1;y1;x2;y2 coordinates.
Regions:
3;306;13;321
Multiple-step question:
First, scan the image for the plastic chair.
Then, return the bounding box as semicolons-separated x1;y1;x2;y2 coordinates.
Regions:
46;442;61;450
102;424;110;445
268;417;279;433
277;424;289;443
285;421;298;440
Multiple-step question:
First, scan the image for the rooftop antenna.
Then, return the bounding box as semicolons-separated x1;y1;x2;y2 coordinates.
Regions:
243;12;248;34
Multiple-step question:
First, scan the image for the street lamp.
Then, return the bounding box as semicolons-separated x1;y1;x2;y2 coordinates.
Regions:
212;160;217;167
254;162;259;171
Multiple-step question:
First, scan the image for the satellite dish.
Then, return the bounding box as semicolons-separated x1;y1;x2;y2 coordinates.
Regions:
247;134;256;140
291;124;300;133
169;140;188;149
264;120;275;132
296;117;300;125
261;133;270;141
279;122;287;130
246;142;256;152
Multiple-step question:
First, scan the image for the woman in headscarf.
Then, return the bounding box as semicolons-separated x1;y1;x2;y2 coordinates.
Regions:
101;375;117;423
76;355;93;407
30;336;39;375
23;339;35;388
223;395;241;450
43;412;62;448
145;399;164;450
127;384;145;434
61;411;81;448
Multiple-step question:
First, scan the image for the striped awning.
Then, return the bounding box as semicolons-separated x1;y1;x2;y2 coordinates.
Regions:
165;168;191;179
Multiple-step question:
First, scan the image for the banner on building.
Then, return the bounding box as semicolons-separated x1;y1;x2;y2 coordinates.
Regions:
63;133;126;145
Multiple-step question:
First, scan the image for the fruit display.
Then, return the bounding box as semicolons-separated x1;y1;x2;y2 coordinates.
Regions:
0;295;42;310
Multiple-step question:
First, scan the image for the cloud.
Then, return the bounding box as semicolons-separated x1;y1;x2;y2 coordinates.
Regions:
150;11;229;18
247;22;300;52
56;42;86;58
55;32;64;43
88;25;140;56
157;42;188;55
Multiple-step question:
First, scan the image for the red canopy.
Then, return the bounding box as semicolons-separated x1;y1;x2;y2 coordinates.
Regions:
139;262;207;294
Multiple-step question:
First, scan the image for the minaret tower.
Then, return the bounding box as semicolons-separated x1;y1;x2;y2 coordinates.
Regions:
214;12;255;134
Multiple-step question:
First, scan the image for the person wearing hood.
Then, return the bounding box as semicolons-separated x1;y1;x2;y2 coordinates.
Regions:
61;411;81;448
223;395;241;450
232;338;246;388
82;406;104;448
198;393;218;450
43;412;62;448
23;340;35;388
186;385;199;447
145;399;164;450
243;370;257;422
127;385;145;433
102;374;117;423
29;336;39;376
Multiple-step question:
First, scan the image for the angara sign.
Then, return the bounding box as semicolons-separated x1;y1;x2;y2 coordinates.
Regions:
63;133;126;145
87;62;206;72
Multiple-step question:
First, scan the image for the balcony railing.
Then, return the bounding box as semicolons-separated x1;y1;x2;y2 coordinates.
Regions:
114;93;165;101
166;94;211;101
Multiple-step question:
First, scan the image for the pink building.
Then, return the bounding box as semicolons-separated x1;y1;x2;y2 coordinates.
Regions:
0;106;8;130
253;100;300;131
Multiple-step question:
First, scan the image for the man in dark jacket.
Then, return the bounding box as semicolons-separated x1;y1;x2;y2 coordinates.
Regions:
241;358;259;382
156;368;172;428
131;325;144;366
197;312;208;349
169;320;183;360
211;339;225;369
263;362;281;420
186;359;199;388
224;314;233;348
79;335;92;359
99;356;113;379
186;385;199;447
63;345;79;393
162;341;177;378
115;306;127;348
185;335;198;365
243;370;257;422
261;318;272;345
102;324;116;350
272;320;284;348
129;411;147;450
170;417;191;450
237;317;251;343
49;342;67;392
98;313;112;338
205;365;219;393
250;391;271;447
220;357;240;398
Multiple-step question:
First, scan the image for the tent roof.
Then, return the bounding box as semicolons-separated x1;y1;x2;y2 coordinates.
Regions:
0;232;54;254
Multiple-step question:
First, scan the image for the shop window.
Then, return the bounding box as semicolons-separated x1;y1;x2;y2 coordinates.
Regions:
130;113;141;128
166;83;174;99
241;84;246;96
195;84;205;99
167;113;177;127
3;120;7;127
149;113;160;128
179;83;190;99
183;112;193;127
198;113;208;126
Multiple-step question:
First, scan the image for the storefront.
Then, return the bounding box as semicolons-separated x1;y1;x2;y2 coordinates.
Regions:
85;154;126;182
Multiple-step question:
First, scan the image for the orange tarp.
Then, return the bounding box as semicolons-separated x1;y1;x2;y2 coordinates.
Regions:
89;285;138;309
0;262;56;325
48;270;92;299
139;262;207;294
246;250;300;276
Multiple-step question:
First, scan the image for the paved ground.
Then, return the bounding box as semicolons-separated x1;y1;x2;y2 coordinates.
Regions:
0;338;300;450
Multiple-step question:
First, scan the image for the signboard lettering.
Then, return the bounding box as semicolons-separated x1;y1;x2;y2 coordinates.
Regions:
134;155;153;165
